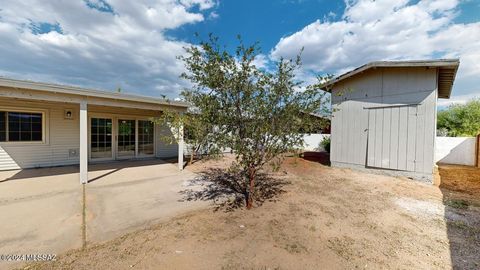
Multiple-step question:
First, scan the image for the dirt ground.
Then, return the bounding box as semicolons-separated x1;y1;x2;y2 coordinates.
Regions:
437;163;480;196
22;154;480;270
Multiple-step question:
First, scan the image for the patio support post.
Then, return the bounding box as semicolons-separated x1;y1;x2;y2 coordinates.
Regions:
80;100;88;184
178;124;184;171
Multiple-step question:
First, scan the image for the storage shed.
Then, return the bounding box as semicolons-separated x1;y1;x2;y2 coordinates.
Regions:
321;59;459;182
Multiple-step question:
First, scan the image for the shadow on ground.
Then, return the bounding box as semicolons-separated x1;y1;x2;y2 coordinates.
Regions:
300;151;331;166
180;168;290;211
437;164;480;270
0;159;169;183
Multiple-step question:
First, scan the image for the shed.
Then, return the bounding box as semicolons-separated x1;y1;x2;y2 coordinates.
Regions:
321;59;459;182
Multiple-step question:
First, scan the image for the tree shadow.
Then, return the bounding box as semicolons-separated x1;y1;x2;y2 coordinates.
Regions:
180;168;290;212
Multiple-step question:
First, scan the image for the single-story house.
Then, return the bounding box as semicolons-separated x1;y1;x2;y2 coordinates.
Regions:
321;59;460;182
0;77;187;183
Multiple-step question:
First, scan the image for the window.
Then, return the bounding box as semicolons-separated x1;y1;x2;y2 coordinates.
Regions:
0;111;43;142
0;112;5;142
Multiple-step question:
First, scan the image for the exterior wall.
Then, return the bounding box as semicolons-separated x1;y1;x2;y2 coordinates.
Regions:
330;67;438;181
0;99;179;170
155;124;179;158
435;137;476;166
0;100;80;170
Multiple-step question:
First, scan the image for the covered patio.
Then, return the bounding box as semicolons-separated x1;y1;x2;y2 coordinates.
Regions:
0;159;207;265
0;77;187;182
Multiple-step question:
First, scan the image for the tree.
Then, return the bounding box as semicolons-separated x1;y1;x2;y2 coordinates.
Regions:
154;109;218;164
178;35;329;208
437;99;480;137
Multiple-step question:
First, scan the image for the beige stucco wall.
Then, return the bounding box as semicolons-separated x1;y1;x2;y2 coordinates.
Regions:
0;99;178;170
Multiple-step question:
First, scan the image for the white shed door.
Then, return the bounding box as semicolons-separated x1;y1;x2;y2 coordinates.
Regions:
366;105;421;171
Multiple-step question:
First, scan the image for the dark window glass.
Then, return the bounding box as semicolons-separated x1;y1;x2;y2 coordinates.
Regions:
9;121;19;132
31;132;42;141
21;132;31;141
138;120;154;155
32;122;42;132
21;121;31;131
0;112;5;141
31;114;42;123
91;118;112;159
9;132;20;141
6;112;43;142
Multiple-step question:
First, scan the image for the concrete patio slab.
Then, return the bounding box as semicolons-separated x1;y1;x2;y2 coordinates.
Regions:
0;170;83;256
85;159;207;243
0;159;205;269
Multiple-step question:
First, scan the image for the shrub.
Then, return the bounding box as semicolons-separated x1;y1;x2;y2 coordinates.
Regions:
320;136;330;153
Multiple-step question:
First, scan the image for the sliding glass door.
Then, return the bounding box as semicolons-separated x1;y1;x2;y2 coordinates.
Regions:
89;117;155;161
90;118;113;160
117;119;136;158
138;120;154;156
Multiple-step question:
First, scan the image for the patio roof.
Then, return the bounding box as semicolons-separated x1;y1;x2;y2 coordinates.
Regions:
320;59;460;99
0;77;189;108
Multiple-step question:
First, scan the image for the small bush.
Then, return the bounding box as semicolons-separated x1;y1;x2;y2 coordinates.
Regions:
320;136;331;153
445;199;469;209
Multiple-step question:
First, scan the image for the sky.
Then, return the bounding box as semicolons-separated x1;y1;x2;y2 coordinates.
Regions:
0;0;479;107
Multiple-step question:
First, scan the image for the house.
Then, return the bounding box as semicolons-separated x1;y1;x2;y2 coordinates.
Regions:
0;77;187;183
320;59;460;182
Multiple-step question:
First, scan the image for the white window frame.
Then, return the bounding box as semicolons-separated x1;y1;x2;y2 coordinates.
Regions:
88;115;115;161
88;112;156;162
0;107;48;145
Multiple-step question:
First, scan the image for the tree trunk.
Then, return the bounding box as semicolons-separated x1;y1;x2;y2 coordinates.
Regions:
246;168;255;209
189;150;194;164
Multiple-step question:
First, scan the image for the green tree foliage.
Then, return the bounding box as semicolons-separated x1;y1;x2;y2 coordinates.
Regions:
154;109;219;164
175;35;329;208
155;36;329;208
437;99;480;137
320;136;331;153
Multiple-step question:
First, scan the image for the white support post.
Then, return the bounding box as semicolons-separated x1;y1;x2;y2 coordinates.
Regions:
178;124;184;171
80;101;88;184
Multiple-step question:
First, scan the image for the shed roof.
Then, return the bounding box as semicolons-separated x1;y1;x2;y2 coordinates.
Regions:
0;77;189;108
320;59;460;99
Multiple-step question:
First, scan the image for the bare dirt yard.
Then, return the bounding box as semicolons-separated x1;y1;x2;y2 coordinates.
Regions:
22;154;480;270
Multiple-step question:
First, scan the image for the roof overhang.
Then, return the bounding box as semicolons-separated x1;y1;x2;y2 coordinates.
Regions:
320;59;460;99
0;77;190;108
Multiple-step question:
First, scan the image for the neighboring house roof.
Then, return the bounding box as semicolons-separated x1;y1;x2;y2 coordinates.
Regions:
0;77;189;108
320;59;460;99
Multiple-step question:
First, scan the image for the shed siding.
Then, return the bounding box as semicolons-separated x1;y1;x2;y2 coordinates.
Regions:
0;99;178;170
331;67;438;177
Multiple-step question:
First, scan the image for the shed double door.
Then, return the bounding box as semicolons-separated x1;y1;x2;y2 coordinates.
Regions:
366;105;423;172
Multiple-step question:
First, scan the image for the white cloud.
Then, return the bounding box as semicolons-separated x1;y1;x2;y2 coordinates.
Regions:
208;11;220;20
271;0;480;100
437;93;480;107
0;0;216;97
252;54;269;69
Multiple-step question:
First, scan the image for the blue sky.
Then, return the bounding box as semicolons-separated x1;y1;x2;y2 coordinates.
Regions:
0;0;479;106
168;0;346;54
